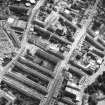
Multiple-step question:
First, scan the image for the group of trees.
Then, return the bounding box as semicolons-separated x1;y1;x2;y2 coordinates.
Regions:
84;71;105;105
0;0;10;20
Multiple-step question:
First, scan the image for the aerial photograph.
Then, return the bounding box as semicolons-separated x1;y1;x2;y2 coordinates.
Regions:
0;0;105;105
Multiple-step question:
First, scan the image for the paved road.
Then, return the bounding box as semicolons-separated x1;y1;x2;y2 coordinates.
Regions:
43;1;100;105
0;0;46;81
0;0;102;105
78;0;102;105
89;61;105;85
84;0;105;85
79;62;105;105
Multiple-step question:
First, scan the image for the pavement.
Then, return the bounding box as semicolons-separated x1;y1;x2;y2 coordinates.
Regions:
0;0;104;105
43;1;100;105
88;62;105;85
0;0;46;81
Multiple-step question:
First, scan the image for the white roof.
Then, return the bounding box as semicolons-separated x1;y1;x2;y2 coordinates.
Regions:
72;19;77;25
7;17;14;24
76;95;81;101
25;2;31;7
67;81;81;89
65;87;80;95
30;27;34;31
65;87;81;101
64;9;70;14
97;58;103;64
48;44;59;52
30;0;36;3
95;30;99;35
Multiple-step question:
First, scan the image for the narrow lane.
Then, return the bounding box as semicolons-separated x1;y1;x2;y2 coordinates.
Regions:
0;0;46;81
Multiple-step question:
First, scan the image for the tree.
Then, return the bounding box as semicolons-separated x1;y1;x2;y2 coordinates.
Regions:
97;75;103;83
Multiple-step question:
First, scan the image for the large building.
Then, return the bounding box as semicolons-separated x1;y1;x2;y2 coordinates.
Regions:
0;0;105;105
